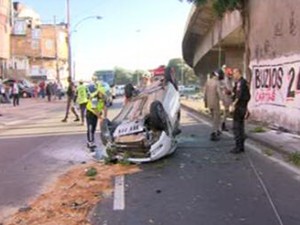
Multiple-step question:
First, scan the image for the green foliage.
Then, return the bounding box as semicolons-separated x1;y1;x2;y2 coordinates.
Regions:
263;149;274;156
288;152;300;167
85;167;98;177
212;0;242;17
114;67;132;85
182;0;208;5
251;126;266;133
183;0;243;17
167;58;198;85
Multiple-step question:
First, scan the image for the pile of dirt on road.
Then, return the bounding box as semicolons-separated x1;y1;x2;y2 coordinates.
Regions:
3;162;140;225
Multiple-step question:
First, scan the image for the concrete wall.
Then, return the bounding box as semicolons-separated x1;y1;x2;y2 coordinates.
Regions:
247;0;300;133
193;10;243;67
224;47;244;70
194;50;224;89
0;0;10;60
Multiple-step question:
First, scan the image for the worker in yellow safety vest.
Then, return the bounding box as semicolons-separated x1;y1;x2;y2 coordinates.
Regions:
86;85;107;149
76;80;89;125
91;75;108;116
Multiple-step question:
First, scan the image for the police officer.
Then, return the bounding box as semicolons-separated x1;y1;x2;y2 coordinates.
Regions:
86;85;107;149
204;71;222;141
76;80;89;125
231;68;251;154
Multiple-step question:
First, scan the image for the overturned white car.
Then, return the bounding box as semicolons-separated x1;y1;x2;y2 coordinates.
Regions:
100;72;181;163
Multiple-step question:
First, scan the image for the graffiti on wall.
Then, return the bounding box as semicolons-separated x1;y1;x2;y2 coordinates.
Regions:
249;55;300;109
248;55;300;132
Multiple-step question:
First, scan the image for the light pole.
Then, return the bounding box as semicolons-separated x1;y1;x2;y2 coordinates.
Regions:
66;0;102;80
179;63;185;85
66;0;72;80
71;16;102;80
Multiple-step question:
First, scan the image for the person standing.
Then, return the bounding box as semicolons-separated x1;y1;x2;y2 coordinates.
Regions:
46;82;52;102
219;65;234;131
204;72;222;141
231;68;251;154
76;80;89;125
12;81;20;107
39;80;45;98
86;88;107;149
61;77;80;122
57;81;63;100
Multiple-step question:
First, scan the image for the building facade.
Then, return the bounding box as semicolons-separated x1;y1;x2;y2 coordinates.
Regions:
10;2;68;82
0;0;11;78
182;0;300;133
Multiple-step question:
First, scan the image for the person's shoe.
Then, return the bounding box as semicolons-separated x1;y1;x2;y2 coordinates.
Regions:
210;132;219;141
221;122;229;131
87;142;96;151
61;118;67;122
230;148;243;154
74;117;80;122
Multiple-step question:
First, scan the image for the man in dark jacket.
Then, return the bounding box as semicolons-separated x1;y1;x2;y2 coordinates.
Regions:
61;77;79;122
231;68;251;154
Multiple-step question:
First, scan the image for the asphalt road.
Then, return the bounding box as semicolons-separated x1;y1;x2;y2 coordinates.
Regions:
91;106;300;225
0;100;92;220
1;98;300;224
0;98;124;220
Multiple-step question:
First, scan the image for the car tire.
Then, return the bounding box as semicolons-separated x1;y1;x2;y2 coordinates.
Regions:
124;83;135;99
149;101;168;132
100;118;113;146
164;67;178;91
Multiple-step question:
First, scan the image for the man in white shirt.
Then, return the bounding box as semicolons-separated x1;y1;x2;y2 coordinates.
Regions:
12;81;20;107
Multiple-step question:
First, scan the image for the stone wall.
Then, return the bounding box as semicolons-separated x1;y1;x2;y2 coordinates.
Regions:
0;0;10;60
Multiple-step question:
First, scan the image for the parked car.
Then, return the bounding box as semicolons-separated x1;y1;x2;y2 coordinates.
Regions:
115;85;125;96
101;81;113;106
2;78;34;98
100;73;181;163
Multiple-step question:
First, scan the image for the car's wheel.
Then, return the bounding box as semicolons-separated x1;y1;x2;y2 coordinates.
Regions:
164;67;178;91
100;118;113;146
124;83;135;99
149;101;169;132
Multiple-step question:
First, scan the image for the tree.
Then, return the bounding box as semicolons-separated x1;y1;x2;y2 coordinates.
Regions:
114;67;132;85
167;58;198;85
132;69;149;86
181;0;244;17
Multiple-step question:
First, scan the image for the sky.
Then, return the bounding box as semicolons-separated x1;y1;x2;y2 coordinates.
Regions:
20;0;192;80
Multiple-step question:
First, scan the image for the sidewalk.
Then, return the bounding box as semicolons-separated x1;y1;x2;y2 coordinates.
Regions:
181;98;300;158
0;98;66;130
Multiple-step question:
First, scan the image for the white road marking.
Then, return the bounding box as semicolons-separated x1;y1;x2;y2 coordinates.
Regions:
246;154;285;225
186;109;288;225
186;110;300;176
113;175;125;210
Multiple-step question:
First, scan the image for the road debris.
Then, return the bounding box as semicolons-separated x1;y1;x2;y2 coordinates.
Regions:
3;162;139;225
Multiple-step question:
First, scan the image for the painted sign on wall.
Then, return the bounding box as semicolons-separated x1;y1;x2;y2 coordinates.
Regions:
248;55;300;132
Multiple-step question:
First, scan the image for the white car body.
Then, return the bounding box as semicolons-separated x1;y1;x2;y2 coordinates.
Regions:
101;79;180;163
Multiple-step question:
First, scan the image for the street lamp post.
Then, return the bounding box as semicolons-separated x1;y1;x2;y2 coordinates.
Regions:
66;0;102;80
67;0;72;80
179;63;185;85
